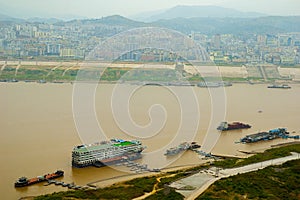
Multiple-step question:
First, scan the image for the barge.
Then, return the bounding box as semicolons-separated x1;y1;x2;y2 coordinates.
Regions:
197;81;232;88
217;122;251;131
267;84;291;89
164;142;200;156
14;170;64;187
240;128;289;143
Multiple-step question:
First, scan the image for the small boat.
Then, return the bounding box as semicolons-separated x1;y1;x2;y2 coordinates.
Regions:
149;168;161;172
37;80;47;84
164;143;189;156
62;182;69;187
267;84;291;89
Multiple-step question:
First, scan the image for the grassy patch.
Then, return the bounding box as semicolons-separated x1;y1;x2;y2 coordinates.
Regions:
197;159;300;200
145;188;184;200
124;176;157;193
213;144;300;168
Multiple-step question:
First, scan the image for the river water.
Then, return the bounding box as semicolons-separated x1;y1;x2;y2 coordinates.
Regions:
1;82;300;199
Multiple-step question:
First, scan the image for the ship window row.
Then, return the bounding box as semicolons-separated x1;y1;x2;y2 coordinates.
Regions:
73;154;122;162
73;147;125;155
73;152;124;159
73;153;133;161
73;153;124;161
72;146;139;158
73;149;128;158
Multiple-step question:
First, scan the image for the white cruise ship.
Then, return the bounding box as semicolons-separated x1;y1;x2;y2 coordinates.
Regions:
72;139;145;168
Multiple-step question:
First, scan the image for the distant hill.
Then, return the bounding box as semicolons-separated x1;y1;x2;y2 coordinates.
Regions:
152;16;300;34
64;15;146;27
134;5;266;22
130;9;167;22
61;15;300;35
97;15;146;27
1;13;300;36
27;17;63;24
0;13;23;22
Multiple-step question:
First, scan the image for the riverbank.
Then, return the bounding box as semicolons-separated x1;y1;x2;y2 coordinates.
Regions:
87;163;205;189
32;143;300;200
1;60;300;84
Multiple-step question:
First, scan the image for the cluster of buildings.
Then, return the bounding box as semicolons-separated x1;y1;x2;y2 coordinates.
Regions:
0;20;120;60
192;32;300;66
0;20;300;66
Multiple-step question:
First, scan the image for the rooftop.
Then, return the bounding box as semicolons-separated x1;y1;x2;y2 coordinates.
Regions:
73;140;136;153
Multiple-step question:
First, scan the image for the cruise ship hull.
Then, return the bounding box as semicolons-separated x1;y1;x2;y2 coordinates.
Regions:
72;153;142;168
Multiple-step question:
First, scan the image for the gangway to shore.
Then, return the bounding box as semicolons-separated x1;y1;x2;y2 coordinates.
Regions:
121;160;161;173
211;153;247;159
45;179;94;190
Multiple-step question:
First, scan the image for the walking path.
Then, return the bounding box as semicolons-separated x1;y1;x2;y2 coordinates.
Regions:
132;174;177;200
62;65;76;76
1;63;6;71
15;64;21;76
47;64;61;77
0;64;6;75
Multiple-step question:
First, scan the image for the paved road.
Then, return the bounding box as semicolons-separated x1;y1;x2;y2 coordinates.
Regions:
219;152;300;177
186;152;300;200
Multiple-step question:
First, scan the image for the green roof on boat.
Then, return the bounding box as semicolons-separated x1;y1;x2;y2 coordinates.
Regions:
113;141;134;147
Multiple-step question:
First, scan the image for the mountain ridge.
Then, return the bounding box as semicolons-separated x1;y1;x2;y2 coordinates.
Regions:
152;16;300;34
132;5;267;22
1;12;300;35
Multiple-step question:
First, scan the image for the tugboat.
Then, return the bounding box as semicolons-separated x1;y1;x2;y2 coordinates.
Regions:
14;170;64;187
217;122;251;131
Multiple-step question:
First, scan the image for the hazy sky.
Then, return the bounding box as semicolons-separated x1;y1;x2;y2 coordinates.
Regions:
1;0;300;19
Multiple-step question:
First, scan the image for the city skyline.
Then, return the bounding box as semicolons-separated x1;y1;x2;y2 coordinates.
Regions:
0;0;300;20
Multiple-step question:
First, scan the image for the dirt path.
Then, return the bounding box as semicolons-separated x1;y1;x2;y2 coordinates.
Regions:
132;174;177;200
15;64;21;76
62;65;76;76
0;64;6;75
46;65;61;77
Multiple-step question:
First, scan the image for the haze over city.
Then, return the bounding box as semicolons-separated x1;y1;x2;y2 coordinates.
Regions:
0;0;300;19
2;0;300;199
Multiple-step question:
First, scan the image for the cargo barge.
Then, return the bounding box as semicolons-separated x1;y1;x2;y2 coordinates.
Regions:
217;122;251;131
14;170;64;187
197;81;232;88
240;128;289;143
267;84;291;89
72;139;145;168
